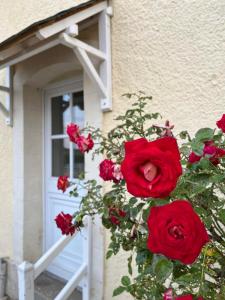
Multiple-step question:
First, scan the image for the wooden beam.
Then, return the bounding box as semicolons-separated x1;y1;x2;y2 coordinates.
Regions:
0;38;59;70
37;1;107;39
73;46;107;98
98;8;112;111
59;33;106;60
0;102;9;118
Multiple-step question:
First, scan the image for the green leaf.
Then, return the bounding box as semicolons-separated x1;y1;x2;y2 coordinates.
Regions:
154;258;173;282
195;128;214;142
128;255;133;275
129;197;138;206
113;286;126;297
142;208;150;222
176;272;201;285
136;250;152;265
191;139;204;155
179;130;190;140
121;275;131;286
219;209;225;224
212;174;225;183
198;157;212;170
106;250;113;259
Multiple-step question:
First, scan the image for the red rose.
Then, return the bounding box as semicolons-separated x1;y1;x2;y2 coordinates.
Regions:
216;114;225;132
109;208;126;225
57;176;69;193
163;290;203;300
204;141;225;164
99;159;115;181
67;123;80;143
121;137;182;198
175;296;193;300
76;134;94;153
99;159;123;183
55;212;75;235
188;141;225;165
188;151;201;163
147;200;209;264
176;296;203;300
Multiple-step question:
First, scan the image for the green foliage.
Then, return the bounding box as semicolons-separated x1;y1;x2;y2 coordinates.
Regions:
68;93;224;300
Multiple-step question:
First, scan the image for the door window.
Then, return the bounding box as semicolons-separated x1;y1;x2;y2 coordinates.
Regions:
50;91;85;179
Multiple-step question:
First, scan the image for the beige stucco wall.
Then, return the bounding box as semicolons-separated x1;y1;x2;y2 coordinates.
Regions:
104;0;225;298
0;0;225;299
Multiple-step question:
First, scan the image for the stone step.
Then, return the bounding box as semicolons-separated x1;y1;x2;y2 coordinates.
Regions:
34;272;82;300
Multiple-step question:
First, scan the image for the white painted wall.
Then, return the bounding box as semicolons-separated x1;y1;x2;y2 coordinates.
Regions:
0;69;13;258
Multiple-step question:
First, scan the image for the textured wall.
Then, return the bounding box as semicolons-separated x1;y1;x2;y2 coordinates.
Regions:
0;0;89;43
103;0;225;298
0;0;225;299
106;0;225;136
0;70;13;258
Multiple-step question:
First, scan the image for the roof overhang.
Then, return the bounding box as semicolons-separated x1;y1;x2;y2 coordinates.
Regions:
0;0;108;68
0;0;112;126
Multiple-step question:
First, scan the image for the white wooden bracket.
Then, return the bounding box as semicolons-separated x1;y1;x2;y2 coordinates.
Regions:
0;67;13;126
59;8;112;111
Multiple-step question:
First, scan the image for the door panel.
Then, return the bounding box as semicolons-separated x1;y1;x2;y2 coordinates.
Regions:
44;82;85;280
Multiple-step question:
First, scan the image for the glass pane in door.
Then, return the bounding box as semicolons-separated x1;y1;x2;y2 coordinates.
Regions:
52;139;70;177
72;91;85;178
72;91;84;127
73;145;85;178
51;94;70;135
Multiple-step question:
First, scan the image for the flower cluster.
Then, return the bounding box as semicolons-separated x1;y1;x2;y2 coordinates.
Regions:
67;123;94;153
54;94;225;300
99;159;123;183
188;141;225;165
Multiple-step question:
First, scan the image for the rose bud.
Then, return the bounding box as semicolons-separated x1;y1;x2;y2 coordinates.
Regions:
121;137;182;198
99;159;123;183
55;212;76;236
76;134;94;153
163;288;173;300
216;114;225;133
57;176;69;193
67;123;80;143
147;200;209;264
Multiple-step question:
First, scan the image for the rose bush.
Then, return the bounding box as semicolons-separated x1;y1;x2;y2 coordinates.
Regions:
55;93;224;300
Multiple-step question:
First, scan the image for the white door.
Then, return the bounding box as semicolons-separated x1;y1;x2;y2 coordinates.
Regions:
44;80;85;280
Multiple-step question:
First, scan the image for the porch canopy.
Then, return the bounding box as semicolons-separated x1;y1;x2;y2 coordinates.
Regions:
0;0;112;126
